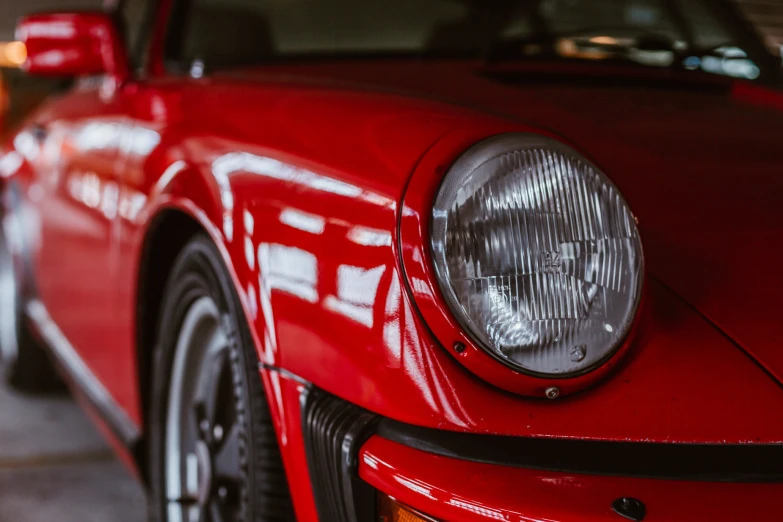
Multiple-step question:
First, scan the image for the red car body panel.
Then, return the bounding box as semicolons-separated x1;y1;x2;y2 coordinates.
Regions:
5;1;783;520
251;59;783;387
24;74;778;444
359;436;783;522
263;370;320;521
114;72;783;444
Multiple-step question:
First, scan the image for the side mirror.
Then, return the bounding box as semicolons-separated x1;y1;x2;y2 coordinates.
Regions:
16;11;129;82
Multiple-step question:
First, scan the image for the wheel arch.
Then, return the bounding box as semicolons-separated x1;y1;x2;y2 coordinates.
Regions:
133;191;271;485
134;207;203;483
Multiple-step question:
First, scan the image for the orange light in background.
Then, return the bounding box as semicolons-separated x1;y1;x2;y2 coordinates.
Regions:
378;494;437;522
589;36;619;45
5;41;27;67
0;41;27;68
556;38;611;60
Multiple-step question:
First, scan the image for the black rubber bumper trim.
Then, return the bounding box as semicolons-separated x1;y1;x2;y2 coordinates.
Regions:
301;386;378;522
285;374;783;520
377;418;783;483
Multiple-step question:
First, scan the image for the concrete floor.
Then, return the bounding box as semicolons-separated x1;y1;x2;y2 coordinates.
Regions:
0;383;146;521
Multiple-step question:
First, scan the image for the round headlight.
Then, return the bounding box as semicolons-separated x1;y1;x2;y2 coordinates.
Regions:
431;134;643;377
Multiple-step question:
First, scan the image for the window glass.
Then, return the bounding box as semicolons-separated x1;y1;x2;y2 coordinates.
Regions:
166;0;471;70
538;0;678;35
119;0;153;68
163;0;770;81
678;0;734;48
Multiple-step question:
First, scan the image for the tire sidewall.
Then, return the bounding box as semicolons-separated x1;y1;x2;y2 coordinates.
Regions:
148;236;253;522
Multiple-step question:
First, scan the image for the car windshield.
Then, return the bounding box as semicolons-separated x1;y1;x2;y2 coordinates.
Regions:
165;0;779;82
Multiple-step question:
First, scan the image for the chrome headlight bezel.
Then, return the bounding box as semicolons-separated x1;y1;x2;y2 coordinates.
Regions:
429;133;644;379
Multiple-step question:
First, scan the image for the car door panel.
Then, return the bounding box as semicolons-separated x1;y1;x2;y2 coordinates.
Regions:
31;86;133;411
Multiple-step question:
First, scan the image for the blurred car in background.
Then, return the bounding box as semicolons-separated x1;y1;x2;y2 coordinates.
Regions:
1;0;782;521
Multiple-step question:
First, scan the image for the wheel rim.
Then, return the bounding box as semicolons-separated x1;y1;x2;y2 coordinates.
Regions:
165;296;248;522
0;225;19;368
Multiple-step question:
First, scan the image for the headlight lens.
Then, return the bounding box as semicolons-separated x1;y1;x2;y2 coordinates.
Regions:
431;134;643;377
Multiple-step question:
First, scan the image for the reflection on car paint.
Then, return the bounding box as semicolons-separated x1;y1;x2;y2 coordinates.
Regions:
13;130;40;161
279;208;325;235
347;226;392;247
257;243;319;304
74;121;123;152
66;169;146;222
323;264;386;328
0;151;24;178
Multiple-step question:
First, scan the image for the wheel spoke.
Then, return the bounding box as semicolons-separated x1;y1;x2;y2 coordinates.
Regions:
193;401;212;443
169;495;199;506
194;327;229;431
166;296;247;522
215;501;236;522
212;366;237;439
165;502;200;522
213;422;241;483
186;451;200;498
204;319;229;352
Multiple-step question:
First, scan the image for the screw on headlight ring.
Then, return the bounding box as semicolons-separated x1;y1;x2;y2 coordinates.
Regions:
545;387;560;399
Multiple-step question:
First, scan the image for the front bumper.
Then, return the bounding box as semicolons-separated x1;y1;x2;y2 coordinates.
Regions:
360;435;783;522
299;385;783;522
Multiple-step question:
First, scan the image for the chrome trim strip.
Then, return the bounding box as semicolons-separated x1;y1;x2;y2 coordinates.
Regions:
258;362;309;386
26;299;140;447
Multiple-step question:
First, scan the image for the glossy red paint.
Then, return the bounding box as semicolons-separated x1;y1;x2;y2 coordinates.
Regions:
253;60;783;387
360;436;783;522
11;87;143;422
4;1;783;519
10;64;783;438
99;77;783;445
260;369;319;522
17;12;129;81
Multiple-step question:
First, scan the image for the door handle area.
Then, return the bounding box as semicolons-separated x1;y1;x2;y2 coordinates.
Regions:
30;123;48;143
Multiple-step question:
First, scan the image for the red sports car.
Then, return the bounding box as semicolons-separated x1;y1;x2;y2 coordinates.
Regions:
2;0;782;521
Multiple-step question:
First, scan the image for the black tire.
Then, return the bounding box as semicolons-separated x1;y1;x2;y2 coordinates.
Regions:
1;314;60;393
0;203;60;393
148;234;296;522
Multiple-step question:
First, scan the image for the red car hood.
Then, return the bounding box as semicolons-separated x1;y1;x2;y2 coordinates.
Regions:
257;61;783;385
